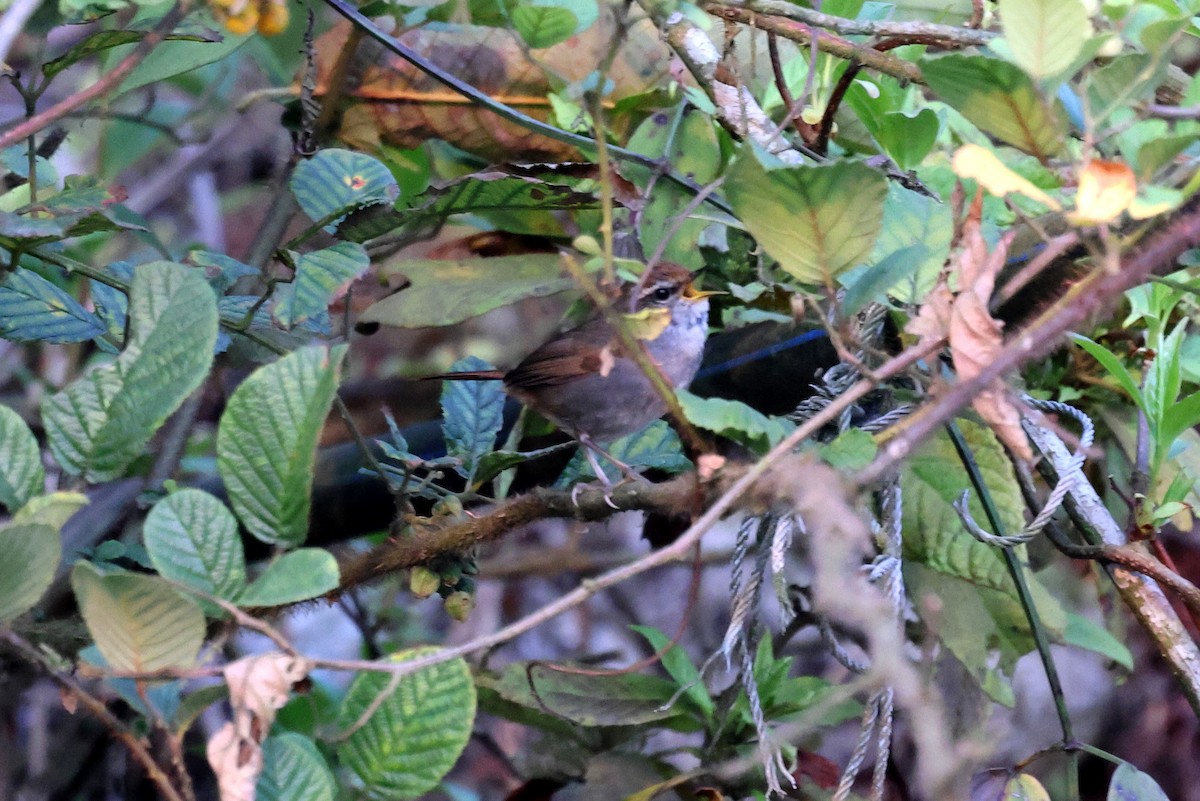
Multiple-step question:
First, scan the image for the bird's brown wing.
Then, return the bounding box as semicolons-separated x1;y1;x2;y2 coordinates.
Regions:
503;316;620;389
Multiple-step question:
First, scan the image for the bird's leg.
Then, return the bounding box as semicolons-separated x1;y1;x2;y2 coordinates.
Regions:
569;435;646;509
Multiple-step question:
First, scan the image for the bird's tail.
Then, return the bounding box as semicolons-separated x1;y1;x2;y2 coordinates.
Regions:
423;370;505;381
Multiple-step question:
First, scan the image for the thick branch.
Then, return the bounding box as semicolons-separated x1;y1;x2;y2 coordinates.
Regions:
859;193;1200;485
707;0;994;45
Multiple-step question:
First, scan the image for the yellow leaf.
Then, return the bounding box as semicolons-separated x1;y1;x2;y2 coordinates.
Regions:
1004;772;1052;801
622;306;671;341
1069;160;1137;225
952;144;1061;210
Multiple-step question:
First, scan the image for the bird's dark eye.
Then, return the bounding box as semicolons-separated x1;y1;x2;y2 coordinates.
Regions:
652;286;672;301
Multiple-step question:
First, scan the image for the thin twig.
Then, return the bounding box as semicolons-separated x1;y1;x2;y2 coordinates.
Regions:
0;3;190;151
1;631;188;801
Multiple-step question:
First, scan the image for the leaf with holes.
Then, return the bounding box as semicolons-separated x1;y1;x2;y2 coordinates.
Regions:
0;524;60;622
922;55;1066;158
217;345;347;546
0;405;44;512
71;562;205;671
0;268;106;344
727;152;886;286
42;262;218;481
291;149;398;230
338;647;476;800
274;242;370;329
144;489;247;603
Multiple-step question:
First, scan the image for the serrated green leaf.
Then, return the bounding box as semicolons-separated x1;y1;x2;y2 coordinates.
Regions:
42;262;218;481
237;549;339;606
922;54;1066;158
0;211;69;247
478;661;685;727
727;153;886;285
441;356;505;482
360;254;575;328
144;489;247;602
258;733;337;801
0;523;60;622
512;3;577;48
0;405;44;511
677;390;794;454
338;647;476;800
998;0;1091;83
70;563;204;671
217;345;347;545
1107;762;1169;801
867;184;954;304
0;267;106;344
291;149;398;229
902;423;1067;701
274;242;370;329
472;442;573;487
556;419;691;485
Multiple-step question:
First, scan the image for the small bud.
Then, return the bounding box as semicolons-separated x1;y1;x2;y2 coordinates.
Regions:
432;495;464;518
444;590;475;622
573;235;602;255
409;567;440;599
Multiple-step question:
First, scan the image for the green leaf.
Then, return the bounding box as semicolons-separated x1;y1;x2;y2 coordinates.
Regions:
258;733;337;801
44;31;218;80
441;356;505;482
902;423;1068;701
143;489;247;602
0;267;106;344
115;31;251;95
512;3;578;48
869;110;940;171
359;254;575;328
1070;334;1147;417
0;405;44;512
1005;773;1052;801
677;390;794;454
187;250;258;293
821;428;878;471
340;172;596;244
70;562;205;671
217;345;347;546
1107;762;1169;801
0;211;69;248
627;109;721;270
998;0;1091;83
42;262;218;481
274;242;371;329
727;152;886;285
0;523;60;623
629;625;713;719
471;442;574;487
557;419;691;485
12;491;87;528
237;549;339;606
477;661;687;727
291;149;398;229
921;54;1066;158
1064;612;1133;670
338;647;476;800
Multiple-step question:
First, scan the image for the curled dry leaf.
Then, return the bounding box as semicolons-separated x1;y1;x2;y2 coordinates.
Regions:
1069;160;1137;226
206;653;311;801
314;12;671;162
697;453;727;481
907;193;1034;461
